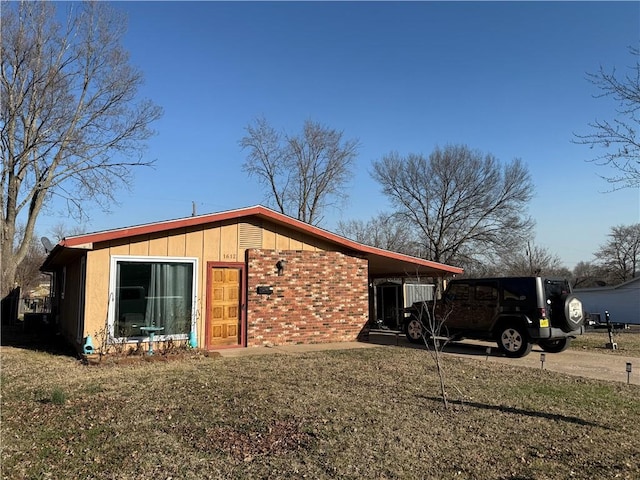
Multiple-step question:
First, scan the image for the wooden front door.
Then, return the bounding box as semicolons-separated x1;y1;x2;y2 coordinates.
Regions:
207;266;242;347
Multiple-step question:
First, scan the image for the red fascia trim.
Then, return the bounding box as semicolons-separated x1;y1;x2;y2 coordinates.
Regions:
60;205;463;275
253;208;463;274
61;206;267;247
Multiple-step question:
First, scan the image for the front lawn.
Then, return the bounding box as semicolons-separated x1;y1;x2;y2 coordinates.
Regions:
1;345;638;479
571;327;640;357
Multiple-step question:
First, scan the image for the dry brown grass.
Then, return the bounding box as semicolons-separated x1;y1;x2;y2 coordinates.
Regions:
1;344;639;480
571;327;640;357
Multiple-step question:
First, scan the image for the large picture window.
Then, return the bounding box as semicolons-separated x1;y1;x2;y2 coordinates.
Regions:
109;256;197;339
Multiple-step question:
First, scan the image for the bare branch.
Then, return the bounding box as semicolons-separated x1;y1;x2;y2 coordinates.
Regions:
573;47;640;188
498;241;566;277
593;223;640;283
337;212;417;255
240;118;358;225
371;144;534;268
1;1;162;295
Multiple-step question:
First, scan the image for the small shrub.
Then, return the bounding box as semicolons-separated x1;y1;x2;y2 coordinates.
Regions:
34;387;67;404
50;388;66;405
83;384;104;394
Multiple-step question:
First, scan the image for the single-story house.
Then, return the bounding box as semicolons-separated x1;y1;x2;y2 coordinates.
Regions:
40;205;462;353
575;276;640;325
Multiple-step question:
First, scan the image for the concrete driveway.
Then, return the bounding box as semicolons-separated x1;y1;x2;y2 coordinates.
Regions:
366;331;639;385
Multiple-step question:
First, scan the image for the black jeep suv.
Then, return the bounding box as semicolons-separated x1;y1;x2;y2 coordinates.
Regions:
404;277;585;358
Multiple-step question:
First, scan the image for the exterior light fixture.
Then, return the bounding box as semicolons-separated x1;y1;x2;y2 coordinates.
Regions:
276;259;287;276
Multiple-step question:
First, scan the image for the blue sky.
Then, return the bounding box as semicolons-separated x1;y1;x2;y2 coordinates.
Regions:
43;1;639;269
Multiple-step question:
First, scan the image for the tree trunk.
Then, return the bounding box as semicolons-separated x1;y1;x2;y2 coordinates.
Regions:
432;343;449;410
1;249;19;299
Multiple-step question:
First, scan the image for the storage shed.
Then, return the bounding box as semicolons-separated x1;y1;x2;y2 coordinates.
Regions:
40;205;462;352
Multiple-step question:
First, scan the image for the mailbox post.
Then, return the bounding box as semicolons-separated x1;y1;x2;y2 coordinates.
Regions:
605;311;618;350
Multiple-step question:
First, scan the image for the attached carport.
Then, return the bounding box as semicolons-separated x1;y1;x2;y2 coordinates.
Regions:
348;246;463;332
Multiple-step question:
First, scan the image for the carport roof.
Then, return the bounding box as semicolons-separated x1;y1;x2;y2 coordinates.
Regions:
42;205;463;278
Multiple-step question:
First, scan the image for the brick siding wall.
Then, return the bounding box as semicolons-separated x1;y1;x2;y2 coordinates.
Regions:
246;249;369;346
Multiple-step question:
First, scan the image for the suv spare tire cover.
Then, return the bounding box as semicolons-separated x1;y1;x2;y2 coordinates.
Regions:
560;294;584;332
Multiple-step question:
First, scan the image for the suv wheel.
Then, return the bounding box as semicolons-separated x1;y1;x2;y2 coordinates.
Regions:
405;317;424;344
539;337;571;353
496;325;532;358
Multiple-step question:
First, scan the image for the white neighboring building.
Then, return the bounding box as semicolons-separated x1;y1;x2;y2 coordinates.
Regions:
575;277;640;325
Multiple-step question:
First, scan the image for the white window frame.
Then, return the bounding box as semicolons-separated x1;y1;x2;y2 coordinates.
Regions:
108;255;198;343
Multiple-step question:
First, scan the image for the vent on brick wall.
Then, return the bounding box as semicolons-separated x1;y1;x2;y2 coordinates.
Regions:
239;222;263;249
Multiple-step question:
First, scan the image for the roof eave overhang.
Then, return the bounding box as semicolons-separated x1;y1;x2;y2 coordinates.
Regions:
47;205;464;277
365;251;463;279
40;243;91;272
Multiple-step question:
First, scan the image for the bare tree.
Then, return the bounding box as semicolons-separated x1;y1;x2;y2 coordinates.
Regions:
371;145;535;274
594;223;640;283
336;212;417;255
458;260;503;278
405;288;467;411
574;47;640;188
240;117;358;225
1;1;162;296
412;299;452;409
14;232;46;294
500;241;566;277
572;261;608;288
47;222;87;243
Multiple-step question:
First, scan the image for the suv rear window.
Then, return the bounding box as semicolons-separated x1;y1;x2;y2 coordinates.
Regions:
475;282;498;301
446;283;469;301
544;280;570;300
501;278;532;302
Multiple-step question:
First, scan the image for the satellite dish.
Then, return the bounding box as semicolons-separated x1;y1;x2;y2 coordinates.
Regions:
41;237;54;253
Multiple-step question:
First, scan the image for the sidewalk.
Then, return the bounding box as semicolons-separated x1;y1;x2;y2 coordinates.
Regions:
217;340;379;357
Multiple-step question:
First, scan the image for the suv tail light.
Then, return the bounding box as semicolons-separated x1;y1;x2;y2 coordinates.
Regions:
538;307;550;328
